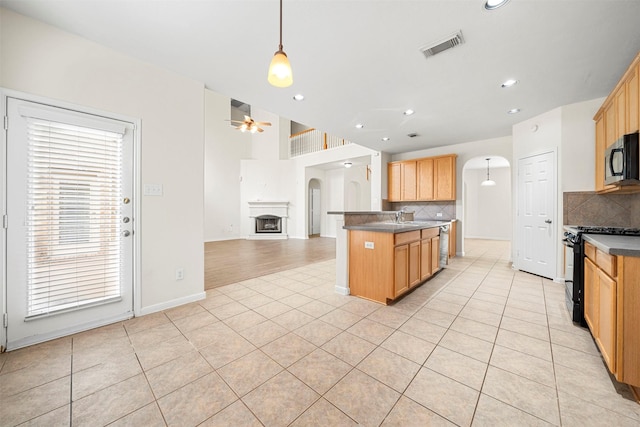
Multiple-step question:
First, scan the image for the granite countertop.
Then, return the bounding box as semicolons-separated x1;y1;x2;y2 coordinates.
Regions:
344;220;451;234
582;234;640;257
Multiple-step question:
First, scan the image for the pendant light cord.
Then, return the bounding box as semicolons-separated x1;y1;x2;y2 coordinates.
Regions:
278;0;283;51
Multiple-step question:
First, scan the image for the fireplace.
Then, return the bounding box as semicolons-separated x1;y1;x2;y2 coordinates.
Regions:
256;215;282;233
248;201;289;240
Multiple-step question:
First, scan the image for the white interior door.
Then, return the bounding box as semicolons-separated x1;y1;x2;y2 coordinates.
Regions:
517;151;556;279
310;188;321;235
5;97;135;350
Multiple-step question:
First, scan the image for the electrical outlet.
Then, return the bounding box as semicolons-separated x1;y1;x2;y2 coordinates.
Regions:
175;268;184;280
364;241;374;249
436;212;443;217
144;183;163;196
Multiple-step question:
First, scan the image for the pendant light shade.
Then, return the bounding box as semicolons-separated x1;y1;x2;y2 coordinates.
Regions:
481;158;496;186
268;0;293;87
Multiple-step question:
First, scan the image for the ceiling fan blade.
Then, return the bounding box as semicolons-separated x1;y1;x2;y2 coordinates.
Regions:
255;122;272;126
257;127;264;133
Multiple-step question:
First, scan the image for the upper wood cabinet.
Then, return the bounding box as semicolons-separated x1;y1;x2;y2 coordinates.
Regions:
417;158;434;200
388;154;457;201
593;52;640;194
388;163;401;201
434;156;456;200
401;162;418;201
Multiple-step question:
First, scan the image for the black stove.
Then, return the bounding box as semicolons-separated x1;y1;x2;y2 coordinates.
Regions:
563;225;640;325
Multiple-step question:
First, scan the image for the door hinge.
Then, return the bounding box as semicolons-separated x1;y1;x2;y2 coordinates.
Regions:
3;313;7;328
3;116;7;131
2;215;7;229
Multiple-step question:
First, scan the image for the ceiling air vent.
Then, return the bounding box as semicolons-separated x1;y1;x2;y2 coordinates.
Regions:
420;31;464;59
408;133;419;138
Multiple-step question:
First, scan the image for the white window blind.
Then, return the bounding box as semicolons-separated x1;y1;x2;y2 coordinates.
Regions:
25;118;124;318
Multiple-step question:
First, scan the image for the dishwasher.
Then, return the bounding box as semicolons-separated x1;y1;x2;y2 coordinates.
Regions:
439;224;449;268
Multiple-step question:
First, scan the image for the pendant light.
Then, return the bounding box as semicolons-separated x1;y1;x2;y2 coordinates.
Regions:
268;0;293;87
481;158;496;186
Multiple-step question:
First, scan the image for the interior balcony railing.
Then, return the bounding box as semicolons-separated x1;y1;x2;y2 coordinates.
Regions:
290;128;352;157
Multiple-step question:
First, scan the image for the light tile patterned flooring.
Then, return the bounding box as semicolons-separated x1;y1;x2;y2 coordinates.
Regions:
1;239;640;426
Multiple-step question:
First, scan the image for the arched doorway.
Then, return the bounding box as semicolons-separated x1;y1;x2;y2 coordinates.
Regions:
308;178;321;237
461;156;512;252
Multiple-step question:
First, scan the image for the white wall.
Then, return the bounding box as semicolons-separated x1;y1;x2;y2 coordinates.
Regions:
1;9;205;312
345;165;371;210
512;98;602;280
464;167;512;240
204;90;251;241
239;159;297;237
561;97;604;192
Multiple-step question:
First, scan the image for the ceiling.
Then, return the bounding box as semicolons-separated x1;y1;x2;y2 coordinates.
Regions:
3;1;640;155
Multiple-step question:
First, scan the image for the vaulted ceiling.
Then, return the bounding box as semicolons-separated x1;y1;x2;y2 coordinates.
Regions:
3;1;640;154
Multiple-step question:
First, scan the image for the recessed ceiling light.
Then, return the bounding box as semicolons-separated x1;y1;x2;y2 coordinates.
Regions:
403;109;415;116
508;108;521;114
485;0;511;10
501;79;518;88
293;94;305;101
355;123;364;129
382;137;390;142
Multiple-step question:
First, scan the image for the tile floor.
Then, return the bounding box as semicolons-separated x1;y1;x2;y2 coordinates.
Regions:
1;239;639;426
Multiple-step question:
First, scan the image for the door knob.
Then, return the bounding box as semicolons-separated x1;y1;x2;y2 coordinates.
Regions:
122;230;131;237
545;219;552;224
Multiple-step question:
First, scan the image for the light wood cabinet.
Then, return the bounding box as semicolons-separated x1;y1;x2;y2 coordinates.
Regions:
394;244;409;297
388;163;401;201
434;156;456;200
387;154;457;201
431;235;440;276
584;241;640;386
593;52;640;194
401;162;418;201
448;220;457;259
584;257;598;333
420;238;431;281
349;227;441;304
417;158;434;200
629;65;639;133
596;268;617;371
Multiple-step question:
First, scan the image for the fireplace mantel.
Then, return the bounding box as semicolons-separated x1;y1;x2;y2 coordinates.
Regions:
248;201;289;218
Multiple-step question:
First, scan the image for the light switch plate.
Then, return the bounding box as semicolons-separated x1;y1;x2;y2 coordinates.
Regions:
144;183;163;196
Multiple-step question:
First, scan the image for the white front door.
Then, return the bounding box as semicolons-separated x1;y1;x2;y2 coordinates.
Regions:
4;97;135;350
517;151;556;279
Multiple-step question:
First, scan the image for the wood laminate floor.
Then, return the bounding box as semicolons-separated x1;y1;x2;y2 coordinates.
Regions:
204;237;336;289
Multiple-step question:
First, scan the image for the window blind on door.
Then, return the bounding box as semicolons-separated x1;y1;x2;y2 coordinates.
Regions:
25;118;124;318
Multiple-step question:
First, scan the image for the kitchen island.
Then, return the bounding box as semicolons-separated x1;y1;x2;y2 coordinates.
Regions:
329;211;450;304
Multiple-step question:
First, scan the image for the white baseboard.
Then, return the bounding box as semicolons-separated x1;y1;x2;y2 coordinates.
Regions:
335;285;350;295
138;292;206;317
464;236;511;241
6;311;134;351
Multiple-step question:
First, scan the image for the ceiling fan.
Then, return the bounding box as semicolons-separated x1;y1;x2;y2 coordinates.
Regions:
227;115;271;133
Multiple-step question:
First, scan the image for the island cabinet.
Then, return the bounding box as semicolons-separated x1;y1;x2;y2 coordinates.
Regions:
349;227;441;304
583;241;640;387
593;52;640;194
387;154;457;201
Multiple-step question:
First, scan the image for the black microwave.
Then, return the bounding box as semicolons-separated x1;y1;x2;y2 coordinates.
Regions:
604;132;639;185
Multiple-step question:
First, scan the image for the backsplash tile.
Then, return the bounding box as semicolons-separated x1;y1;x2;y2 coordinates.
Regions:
388;201;456;221
563;191;640;228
